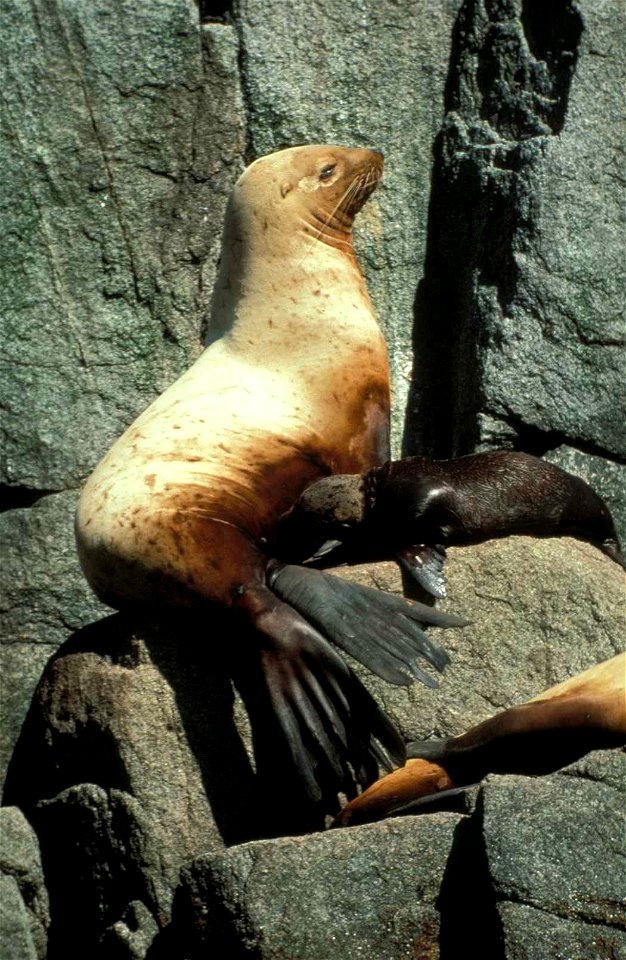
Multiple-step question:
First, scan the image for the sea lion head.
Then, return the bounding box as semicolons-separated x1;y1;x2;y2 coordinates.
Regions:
230;145;384;252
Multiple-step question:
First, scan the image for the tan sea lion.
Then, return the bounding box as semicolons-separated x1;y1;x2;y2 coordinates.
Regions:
335;652;626;826
75;145;462;806
281;451;626;597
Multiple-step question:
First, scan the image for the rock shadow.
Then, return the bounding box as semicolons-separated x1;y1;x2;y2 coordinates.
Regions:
403;0;583;459
3;611;328;846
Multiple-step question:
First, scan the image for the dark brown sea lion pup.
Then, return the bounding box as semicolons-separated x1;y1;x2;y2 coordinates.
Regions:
334;652;626;826
75;145;463;807
281;451;626;598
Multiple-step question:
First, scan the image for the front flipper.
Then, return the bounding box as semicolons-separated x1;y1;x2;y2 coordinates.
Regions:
268;561;467;687
333;757;456;827
237;584;405;803
397;544;448;599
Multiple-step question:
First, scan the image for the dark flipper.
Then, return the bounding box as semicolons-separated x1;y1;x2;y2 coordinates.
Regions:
237;584;405;803
307;538;346;562
397;544;449;599
387;783;480;818
601;538;626;571
406;737;450;762
268;561;466;687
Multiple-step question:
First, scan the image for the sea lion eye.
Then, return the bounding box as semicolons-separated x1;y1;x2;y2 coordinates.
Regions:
319;164;336;181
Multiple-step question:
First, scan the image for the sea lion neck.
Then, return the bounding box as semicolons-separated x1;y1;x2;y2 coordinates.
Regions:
218;188;358;262
210;246;375;356
208;212;372;350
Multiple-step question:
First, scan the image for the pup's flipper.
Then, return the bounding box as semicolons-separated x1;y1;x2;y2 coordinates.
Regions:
238;585;406;803
307;538;346;562
601;537;626;571
397;544;448;599
268;561;466;687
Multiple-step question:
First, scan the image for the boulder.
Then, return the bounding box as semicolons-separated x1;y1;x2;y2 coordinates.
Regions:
0;806;49;960
180;812;462;959
176;752;626;959
4;539;624;954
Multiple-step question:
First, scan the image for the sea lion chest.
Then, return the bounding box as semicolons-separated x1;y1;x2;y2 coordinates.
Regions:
76;294;389;607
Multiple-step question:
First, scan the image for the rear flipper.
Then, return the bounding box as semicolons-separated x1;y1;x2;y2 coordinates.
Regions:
268;561;467;688
237;583;406;804
397;544;448;599
411;707;626;784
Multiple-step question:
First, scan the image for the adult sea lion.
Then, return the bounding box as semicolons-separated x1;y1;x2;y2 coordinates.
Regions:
335;652;626;826
281;451;626;598
75;145;462;806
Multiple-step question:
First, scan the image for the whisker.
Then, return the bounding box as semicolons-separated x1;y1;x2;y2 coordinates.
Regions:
296;174;364;269
294;163;381;271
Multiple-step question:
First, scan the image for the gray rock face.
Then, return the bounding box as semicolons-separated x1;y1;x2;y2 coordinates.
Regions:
497;903;626;960
181;813;462;959
0;807;49;960
0;491;109;784
485;751;626;959
0;491;106;648
407;0;626;471
483;764;626;929
176;755;626;959
31;784;165;959
0;4;245;491
98;900;159;960
0;877;38;960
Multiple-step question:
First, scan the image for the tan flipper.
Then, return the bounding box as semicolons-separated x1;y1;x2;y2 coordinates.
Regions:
335;653;626;827
333;759;454;827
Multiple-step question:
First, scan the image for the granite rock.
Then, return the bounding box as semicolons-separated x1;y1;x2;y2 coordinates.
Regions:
179;812;462;959
3;538;624;954
407;0;626;477
497;902;626;960
0;806;49;960
0;2;245;492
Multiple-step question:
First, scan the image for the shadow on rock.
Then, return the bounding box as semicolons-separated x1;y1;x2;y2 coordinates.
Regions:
2;610;328;957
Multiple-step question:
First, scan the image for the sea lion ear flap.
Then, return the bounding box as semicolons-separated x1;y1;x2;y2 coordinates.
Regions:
281;180;293;198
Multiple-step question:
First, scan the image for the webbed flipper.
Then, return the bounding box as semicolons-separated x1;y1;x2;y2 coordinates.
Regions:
397;544;449;599
237;583;406;804
268;561;467;687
